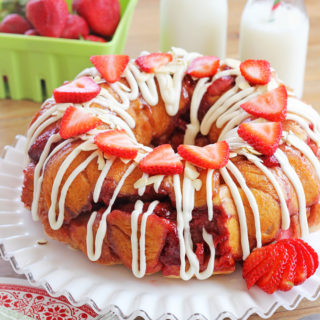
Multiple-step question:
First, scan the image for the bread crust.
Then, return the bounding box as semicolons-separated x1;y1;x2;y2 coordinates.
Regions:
22;58;320;279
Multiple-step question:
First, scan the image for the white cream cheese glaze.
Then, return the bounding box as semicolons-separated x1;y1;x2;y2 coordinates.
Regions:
25;48;320;279
131;200;159;278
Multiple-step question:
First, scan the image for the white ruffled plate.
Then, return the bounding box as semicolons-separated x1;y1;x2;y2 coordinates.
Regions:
1;135;320;320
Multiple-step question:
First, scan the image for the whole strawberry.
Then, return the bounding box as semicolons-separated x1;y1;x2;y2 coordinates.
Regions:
73;0;121;37
84;35;107;42
61;14;89;39
0;14;31;34
26;0;69;38
24;29;39;36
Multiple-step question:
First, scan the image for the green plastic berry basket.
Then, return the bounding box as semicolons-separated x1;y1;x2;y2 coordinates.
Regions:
0;0;138;102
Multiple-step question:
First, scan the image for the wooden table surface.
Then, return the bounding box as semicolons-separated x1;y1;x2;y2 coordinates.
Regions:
0;0;319;319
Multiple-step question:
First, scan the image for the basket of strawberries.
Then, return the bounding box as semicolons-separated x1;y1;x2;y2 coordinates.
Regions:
0;0;138;102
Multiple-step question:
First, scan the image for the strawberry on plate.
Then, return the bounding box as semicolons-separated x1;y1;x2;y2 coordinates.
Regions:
59;106;102;139
61;14;89;39
90;55;129;83
256;243;289;294
177;141;229;169
53;77;101;103
240;59;271;85
94;129;139;159
139;144;183;175
243;239;319;294
135;53;173;73
296;239;319;273
0;14;31;34
26;0;68;38
242;243;274;278
238;122;282;156
187;56;220;78
278;241;297;291
241;85;288;122
293;239;315;280
243;244;277;289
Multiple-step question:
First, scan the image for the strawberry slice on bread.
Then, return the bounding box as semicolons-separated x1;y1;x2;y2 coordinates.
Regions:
59;106;102;139
241;85;288;122
240;59;271;85
90;55;130;83
94;129;139;159
243;239;319;294
238;122;282;156
207;75;235;96
53;77;101;103
177;141;229;169
187;56;220;78
139;144;183;175
135;53;173;73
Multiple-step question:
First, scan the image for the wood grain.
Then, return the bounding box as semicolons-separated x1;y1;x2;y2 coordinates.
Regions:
0;0;319;319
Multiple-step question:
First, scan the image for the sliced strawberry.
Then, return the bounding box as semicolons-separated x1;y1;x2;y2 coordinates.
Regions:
262;155;280;167
139;144;183;176
90;55;129;83
177;141;229;169
238;122;282;156
240;59;271;85
296;240;319;274
135;53;173;73
256;243;289;294
59;106;102;139
293;239;317;277
242;244;274;278
293;240;308;285
244;249;277;289
241;85;288;122
187;56;220;78
207;76;235;96
53;77;101;103
278;241;297;291
94;130;138;159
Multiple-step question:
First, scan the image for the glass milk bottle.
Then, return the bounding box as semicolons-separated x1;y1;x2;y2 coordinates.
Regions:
160;0;228;58
239;0;309;98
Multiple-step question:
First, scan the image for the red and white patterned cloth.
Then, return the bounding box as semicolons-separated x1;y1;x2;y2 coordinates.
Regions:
0;281;97;320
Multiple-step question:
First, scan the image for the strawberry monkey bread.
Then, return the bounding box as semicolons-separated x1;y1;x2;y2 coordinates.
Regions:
22;48;320;282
